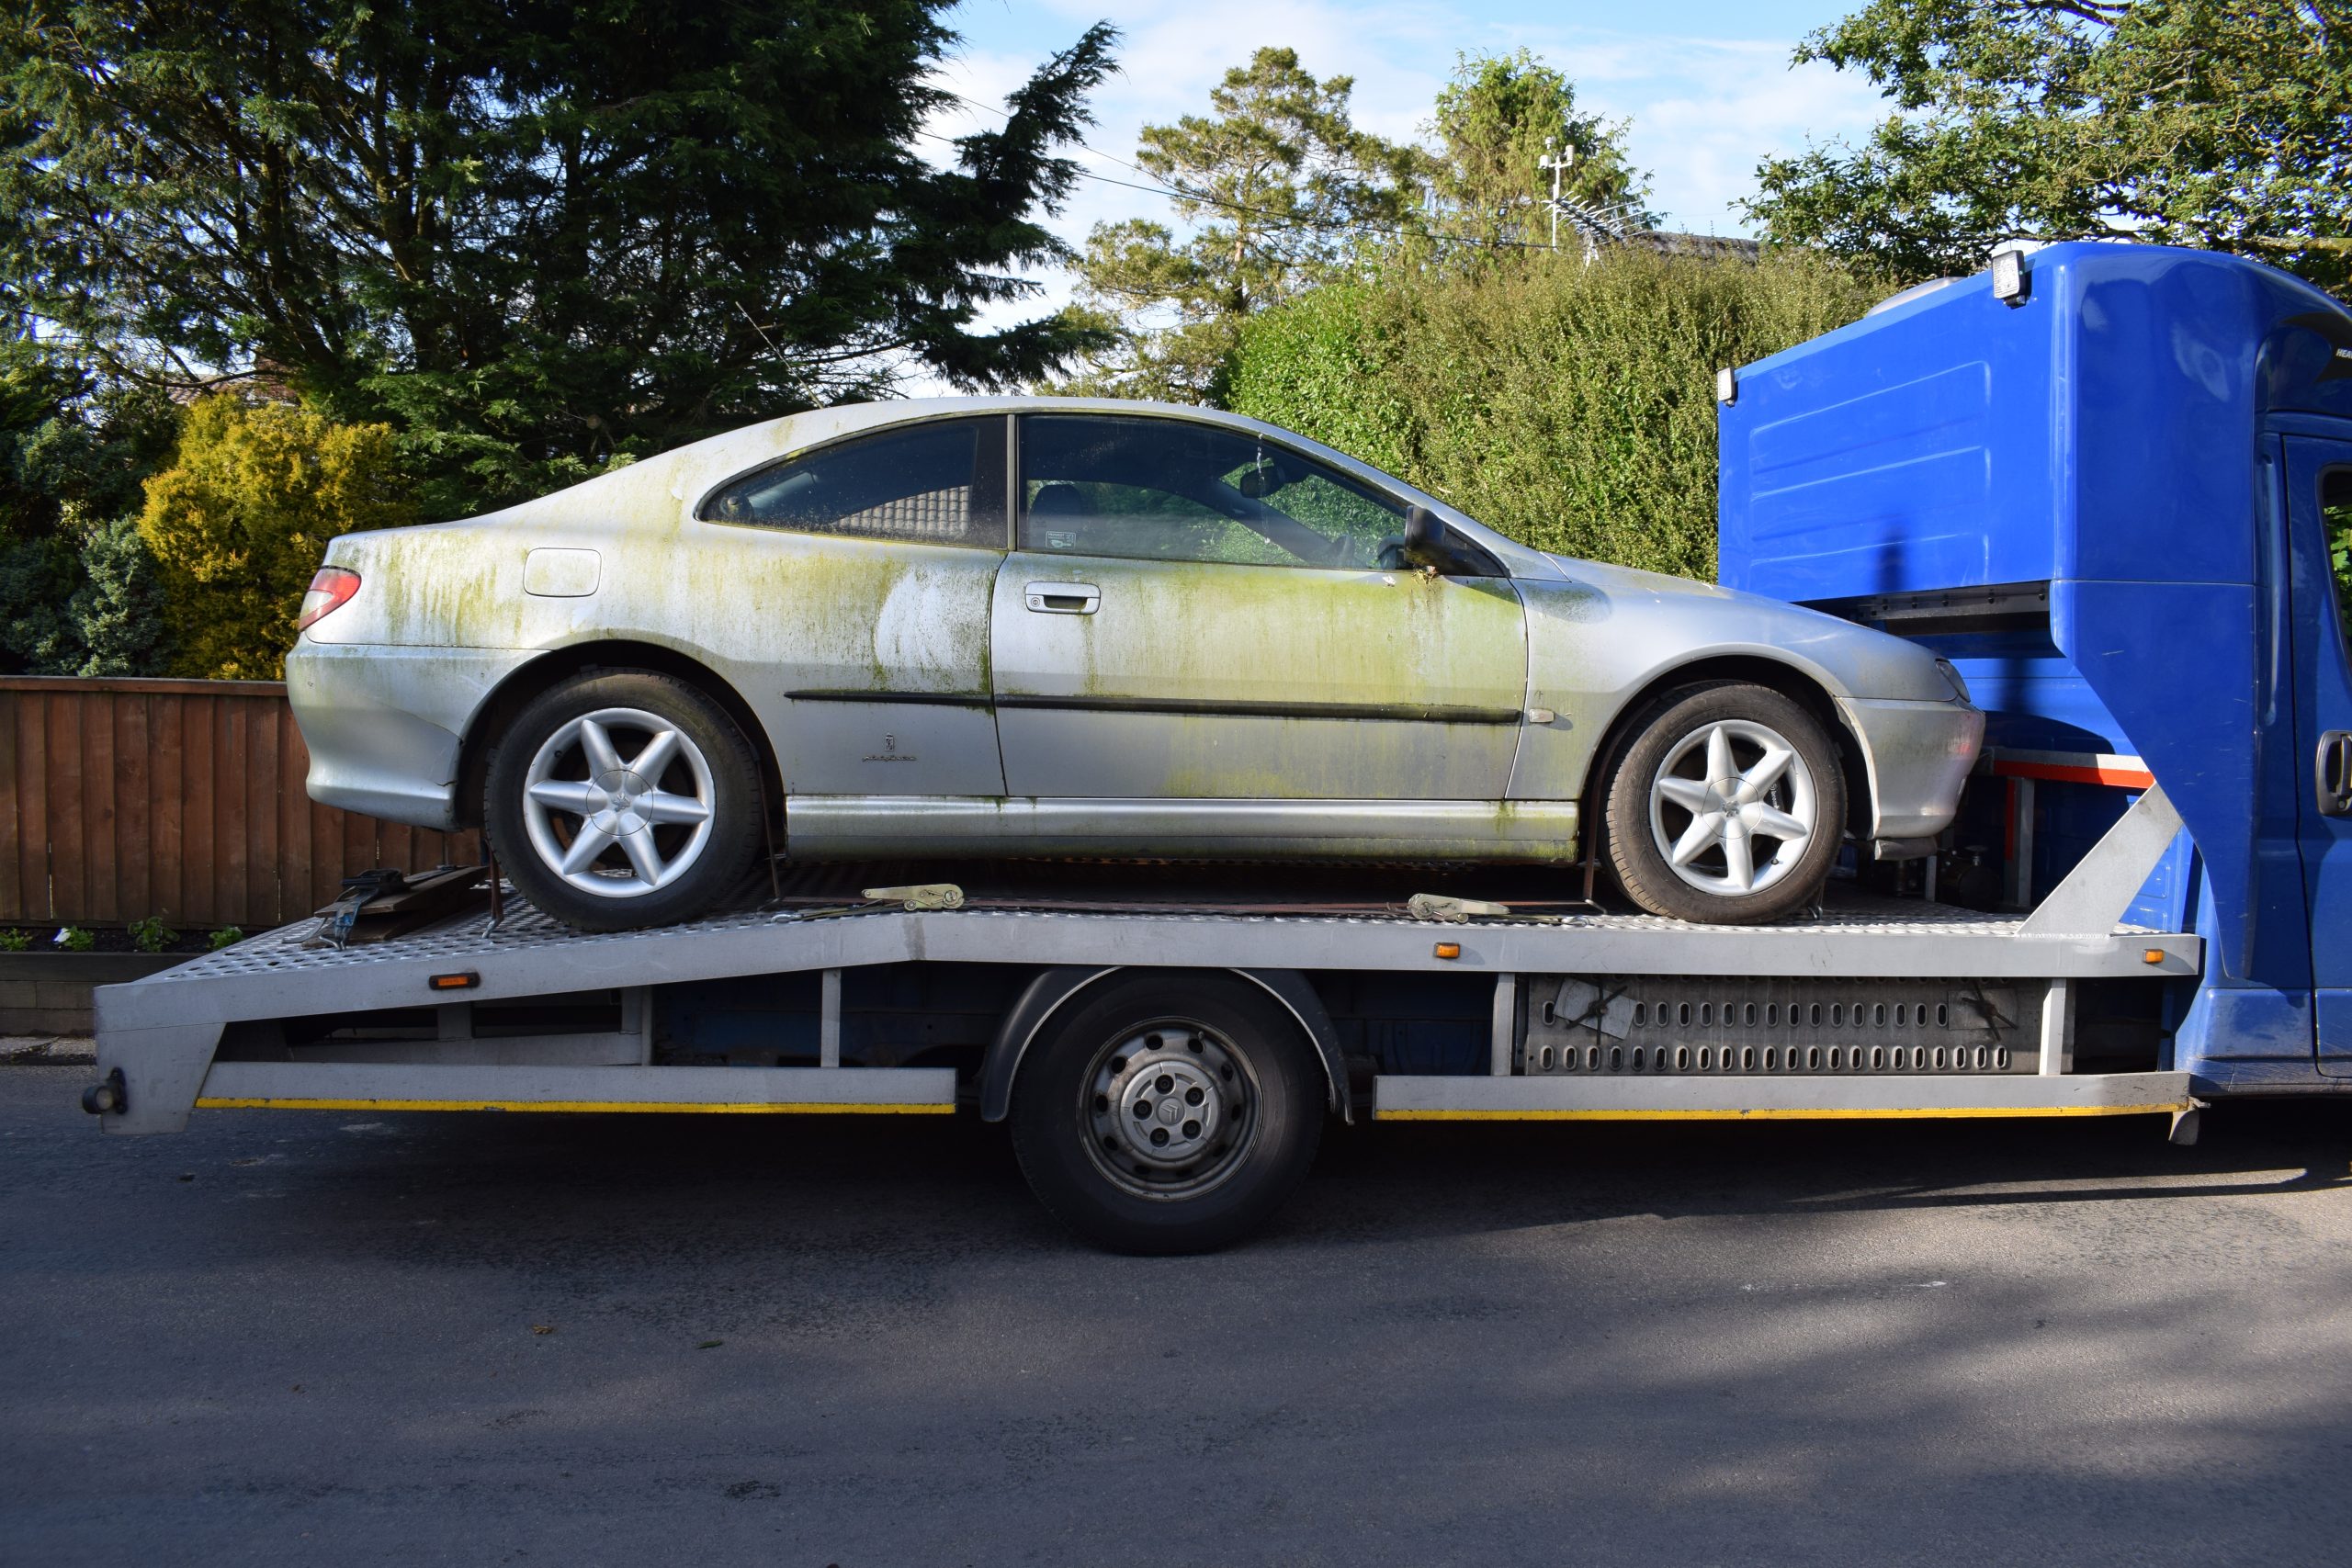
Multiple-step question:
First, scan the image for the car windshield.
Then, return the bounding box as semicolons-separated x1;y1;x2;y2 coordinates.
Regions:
1020;414;1409;570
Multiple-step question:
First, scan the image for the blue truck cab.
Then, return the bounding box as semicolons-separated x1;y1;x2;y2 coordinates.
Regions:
1720;242;2352;1095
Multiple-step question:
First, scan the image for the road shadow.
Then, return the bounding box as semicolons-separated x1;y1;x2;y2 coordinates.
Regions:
14;1074;2352;1565
62;1088;2352;1269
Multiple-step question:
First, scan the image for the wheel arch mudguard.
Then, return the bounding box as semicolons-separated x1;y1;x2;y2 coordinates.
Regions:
979;965;1351;1123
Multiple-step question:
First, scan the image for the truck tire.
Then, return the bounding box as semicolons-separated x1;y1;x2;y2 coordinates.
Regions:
485;671;764;931
1009;972;1325;1255
1601;682;1847;925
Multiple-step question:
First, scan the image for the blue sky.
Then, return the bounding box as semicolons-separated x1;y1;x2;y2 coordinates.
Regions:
926;0;1891;274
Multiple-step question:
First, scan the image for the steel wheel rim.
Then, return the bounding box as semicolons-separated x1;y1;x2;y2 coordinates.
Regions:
520;706;717;899
1646;717;1818;899
1080;1017;1261;1201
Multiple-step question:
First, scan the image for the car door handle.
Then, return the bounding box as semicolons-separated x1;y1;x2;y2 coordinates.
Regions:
2320;730;2352;817
1023;582;1100;615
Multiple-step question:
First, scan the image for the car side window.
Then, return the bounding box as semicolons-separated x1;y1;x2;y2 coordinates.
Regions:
700;417;1007;547
2328;468;2352;656
1019;413;1409;570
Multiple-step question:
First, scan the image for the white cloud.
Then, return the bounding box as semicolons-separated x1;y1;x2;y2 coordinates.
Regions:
1620;46;1889;231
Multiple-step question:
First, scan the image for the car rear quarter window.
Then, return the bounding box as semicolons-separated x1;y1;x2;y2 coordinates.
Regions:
699;417;1007;547
1019;413;1408;570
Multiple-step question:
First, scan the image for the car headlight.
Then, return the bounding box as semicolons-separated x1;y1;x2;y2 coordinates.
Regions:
1933;658;1973;705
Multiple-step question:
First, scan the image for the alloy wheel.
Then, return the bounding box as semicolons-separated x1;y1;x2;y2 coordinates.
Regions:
1645;717;1819;899
519;706;718;899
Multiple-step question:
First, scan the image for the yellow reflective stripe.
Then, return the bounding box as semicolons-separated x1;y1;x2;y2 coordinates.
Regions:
1374;1102;2191;1122
195;1097;954;1115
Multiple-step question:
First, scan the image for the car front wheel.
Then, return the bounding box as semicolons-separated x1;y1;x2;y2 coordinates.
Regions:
1601;682;1847;925
485;671;763;931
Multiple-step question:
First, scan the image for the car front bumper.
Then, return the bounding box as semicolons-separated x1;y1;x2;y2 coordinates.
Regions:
285;641;541;831
1836;695;1985;843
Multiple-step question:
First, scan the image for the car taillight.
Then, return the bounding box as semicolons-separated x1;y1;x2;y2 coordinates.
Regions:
297;567;361;633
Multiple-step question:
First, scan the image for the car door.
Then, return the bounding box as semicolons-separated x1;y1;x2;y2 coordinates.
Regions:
690;413;1008;801
2283;432;2352;1073
991;412;1529;810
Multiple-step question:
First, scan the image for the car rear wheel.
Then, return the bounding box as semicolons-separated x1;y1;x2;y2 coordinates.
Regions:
485;671;763;931
1601;682;1846;925
1010;972;1325;1255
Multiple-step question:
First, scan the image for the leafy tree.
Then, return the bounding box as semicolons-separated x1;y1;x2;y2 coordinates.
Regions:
0;346;83;544
1747;0;2352;288
137;397;410;679
0;531;80;671
10;378;179;534
1428;51;1652;253
3;3;1118;518
0;340;179;673
1061;48;1426;401
0;518;170;676
69;513;168;675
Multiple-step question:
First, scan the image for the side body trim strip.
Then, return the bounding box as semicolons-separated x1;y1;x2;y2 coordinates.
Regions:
786;689;1524;725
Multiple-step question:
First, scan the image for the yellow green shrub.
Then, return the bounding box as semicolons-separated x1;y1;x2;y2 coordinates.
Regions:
137;397;410;679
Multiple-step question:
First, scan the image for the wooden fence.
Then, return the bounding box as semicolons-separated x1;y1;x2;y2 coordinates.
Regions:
0;676;481;930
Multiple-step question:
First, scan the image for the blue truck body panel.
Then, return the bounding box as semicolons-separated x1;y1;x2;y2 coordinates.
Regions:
1719;243;2352;1092
1721;243;2352;599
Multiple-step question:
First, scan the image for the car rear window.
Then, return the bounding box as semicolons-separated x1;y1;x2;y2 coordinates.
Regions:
700;417;1008;547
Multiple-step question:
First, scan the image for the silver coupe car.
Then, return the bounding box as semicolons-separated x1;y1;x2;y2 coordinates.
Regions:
287;399;1981;930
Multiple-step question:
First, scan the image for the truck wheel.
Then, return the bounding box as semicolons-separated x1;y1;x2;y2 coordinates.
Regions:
1010;972;1325;1255
485;671;763;931
1601;682;1846;925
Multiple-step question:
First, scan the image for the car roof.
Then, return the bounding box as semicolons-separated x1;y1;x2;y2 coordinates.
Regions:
460;397;1549;579
739;397;1553;577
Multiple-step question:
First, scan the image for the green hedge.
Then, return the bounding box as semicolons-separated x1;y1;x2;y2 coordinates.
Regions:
1227;248;1883;581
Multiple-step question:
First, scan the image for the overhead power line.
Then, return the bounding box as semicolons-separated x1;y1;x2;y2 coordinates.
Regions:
915;122;1565;254
928;82;1752;259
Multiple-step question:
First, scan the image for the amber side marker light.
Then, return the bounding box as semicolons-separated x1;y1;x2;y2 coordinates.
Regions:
2144;950;2167;965
1433;942;1462;961
297;566;362;633
429;971;481;991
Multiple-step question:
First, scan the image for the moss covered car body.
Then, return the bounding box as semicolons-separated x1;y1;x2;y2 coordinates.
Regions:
287;398;1980;898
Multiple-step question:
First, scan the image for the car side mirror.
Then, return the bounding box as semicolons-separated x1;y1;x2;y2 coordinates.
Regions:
1403;505;1446;567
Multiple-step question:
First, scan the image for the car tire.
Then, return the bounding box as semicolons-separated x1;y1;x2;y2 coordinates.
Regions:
1600;682;1847;925
484;671;764;931
1010;972;1326;1255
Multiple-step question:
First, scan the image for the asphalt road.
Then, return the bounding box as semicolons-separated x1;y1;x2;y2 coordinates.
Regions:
8;1064;2352;1566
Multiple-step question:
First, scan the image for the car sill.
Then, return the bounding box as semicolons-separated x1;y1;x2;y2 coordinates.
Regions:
781;795;1580;862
